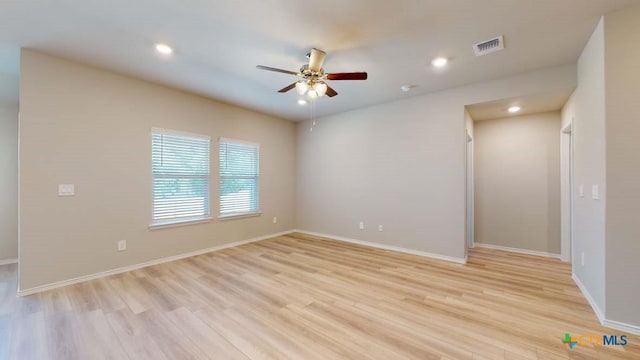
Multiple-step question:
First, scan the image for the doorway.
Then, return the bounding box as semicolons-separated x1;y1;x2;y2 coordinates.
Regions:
560;121;573;262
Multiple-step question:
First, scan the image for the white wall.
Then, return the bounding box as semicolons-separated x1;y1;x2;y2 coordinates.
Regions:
561;9;640;329
474;112;561;254
464;109;474;138
296;64;576;261
561;18;607;316
19;50;296;291
604;4;640;327
0;72;19;261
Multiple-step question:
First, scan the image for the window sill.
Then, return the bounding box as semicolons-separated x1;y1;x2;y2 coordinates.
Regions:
149;217;213;230
217;212;262;221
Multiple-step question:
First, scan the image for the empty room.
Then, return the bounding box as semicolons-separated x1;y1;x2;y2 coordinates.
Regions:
1;0;639;359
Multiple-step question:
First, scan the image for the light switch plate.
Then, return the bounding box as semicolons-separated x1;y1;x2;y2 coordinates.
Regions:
579;184;584;198
592;184;600;200
58;184;75;196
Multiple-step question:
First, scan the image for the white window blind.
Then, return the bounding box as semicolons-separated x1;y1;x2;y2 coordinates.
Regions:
219;138;260;217
151;129;210;225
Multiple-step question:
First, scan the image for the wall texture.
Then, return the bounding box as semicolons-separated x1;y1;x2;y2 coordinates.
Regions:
296;64;576;261
19;50;296;291
604;4;640;327
0;78;19;262
474;112;561;254
561;18;607;316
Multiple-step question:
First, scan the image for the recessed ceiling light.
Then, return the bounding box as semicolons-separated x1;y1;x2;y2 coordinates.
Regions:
431;57;448;68
401;84;417;92
508;106;521;113
297;99;307;105
155;43;173;55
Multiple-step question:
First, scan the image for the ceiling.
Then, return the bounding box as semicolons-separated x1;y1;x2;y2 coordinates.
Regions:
0;0;634;120
466;89;575;121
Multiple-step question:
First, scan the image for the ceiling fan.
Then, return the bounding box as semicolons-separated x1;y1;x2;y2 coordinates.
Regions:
256;48;367;99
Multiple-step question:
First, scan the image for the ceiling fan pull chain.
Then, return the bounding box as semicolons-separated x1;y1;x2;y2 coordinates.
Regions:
310;98;317;132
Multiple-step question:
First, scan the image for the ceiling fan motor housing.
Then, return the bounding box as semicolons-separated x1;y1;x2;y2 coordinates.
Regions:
299;64;325;79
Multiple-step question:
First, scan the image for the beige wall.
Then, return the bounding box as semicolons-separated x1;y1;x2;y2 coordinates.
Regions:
604;5;640;326
296;64;576;261
474;112;561;254
19;50;296;291
561;18;607;314
0;75;19;261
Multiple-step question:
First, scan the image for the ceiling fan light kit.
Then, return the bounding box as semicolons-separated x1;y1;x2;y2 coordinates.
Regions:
314;82;327;96
256;48;367;100
296;79;328;99
295;81;309;95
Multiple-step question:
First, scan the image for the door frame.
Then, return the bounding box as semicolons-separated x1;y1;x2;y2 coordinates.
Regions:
466;130;475;250
560;121;573;262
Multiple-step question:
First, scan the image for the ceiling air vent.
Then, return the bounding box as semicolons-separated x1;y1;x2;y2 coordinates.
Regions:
473;35;504;56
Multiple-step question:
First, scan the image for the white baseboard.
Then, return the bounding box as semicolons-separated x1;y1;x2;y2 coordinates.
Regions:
571;273;640;335
602;318;640;335
17;230;295;297
473;243;561;259
292;229;467;264
572;273;605;323
0;258;18;266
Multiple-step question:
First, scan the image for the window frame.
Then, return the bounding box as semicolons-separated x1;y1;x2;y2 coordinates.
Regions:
149;127;212;229
218;137;261;220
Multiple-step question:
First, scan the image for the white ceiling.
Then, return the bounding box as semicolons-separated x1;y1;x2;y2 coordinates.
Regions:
0;0;634;120
466;89;575;121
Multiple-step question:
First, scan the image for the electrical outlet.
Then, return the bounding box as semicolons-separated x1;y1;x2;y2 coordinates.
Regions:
581;252;585;266
359;221;364;230
118;240;127;252
272;216;277;224
378;225;383;232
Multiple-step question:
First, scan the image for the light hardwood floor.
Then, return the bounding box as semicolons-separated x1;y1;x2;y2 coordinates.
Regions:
1;232;638;359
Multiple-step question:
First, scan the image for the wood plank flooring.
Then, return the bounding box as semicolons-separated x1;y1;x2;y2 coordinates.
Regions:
1;232;638;359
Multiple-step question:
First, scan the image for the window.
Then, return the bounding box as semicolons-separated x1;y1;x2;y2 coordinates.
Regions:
151;128;210;226
219;138;260;218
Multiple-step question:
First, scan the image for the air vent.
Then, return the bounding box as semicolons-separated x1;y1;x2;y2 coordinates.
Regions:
473;35;505;56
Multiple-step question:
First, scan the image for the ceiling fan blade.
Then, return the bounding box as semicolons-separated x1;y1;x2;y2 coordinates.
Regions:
278;82;298;93
256;65;299;76
325;85;338;97
308;48;326;73
326;72;368;81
